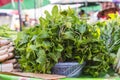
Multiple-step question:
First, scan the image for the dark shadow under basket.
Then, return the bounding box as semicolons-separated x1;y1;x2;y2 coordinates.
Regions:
52;62;86;78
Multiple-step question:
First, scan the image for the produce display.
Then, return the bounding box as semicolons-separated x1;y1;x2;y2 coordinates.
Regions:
96;14;120;74
14;6;118;77
0;25;17;40
0;5;116;79
0;38;19;72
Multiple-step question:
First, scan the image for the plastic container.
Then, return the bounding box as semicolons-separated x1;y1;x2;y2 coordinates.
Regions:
52;62;85;78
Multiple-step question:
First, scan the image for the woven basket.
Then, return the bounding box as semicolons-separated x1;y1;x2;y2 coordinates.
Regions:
52;62;85;77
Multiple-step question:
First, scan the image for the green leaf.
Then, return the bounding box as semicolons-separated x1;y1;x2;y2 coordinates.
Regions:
39;17;48;28
41;41;51;50
65;46;72;58
30;45;37;51
48;53;58;62
44;10;51;19
56;52;62;60
52;5;58;16
90;66;99;69
80;57;84;64
30;35;37;42
60;11;67;16
65;22;72;28
55;44;63;52
36;50;46;65
93;57;101;62
78;25;86;34
26;53;31;59
88;52;92;60
75;56;82;63
67;7;74;16
39;30;49;39
63;31;74;39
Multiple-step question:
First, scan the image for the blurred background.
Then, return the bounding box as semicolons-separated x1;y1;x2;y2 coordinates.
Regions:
0;0;119;31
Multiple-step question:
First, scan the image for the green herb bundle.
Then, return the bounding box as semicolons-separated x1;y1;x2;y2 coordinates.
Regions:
15;6;115;77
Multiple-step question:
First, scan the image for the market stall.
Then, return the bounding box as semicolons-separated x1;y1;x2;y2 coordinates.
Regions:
0;1;120;80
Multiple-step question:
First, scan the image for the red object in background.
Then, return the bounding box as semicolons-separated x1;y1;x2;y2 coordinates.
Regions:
0;0;23;7
97;8;119;20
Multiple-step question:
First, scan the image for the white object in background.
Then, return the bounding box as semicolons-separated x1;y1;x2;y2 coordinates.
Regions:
0;63;13;72
87;12;99;24
10;15;20;31
114;48;120;73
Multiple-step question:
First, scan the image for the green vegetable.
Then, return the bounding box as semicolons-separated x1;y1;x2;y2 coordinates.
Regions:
98;18;120;53
15;5;115;77
0;25;17;40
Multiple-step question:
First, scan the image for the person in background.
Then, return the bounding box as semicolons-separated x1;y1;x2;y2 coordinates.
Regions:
23;14;30;27
79;9;87;18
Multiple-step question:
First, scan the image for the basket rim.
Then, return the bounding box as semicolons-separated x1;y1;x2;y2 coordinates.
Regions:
54;62;85;66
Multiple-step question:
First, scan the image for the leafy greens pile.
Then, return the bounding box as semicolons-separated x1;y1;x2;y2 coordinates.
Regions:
15;6;115;77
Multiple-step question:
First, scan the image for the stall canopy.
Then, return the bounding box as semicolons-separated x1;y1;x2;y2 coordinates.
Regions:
0;0;50;9
0;0;23;7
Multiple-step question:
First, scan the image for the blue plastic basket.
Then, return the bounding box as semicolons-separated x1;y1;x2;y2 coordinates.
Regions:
52;62;85;77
